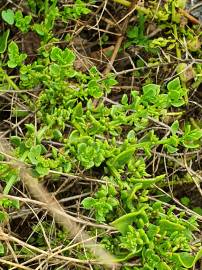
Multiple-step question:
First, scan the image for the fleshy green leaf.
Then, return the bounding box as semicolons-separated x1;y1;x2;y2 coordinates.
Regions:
50;47;75;65
35;164;49;176
0;29;10;53
2;9;15;25
111;208;146;234
88;80;103;98
25;123;35;134
142;84;160;102
82;197;96;209
131;174;165;188
157;262;171;270
10;136;21;147
112;147;135;169
72;102;83;118
7;41;27;68
172;249;202;268
159;219;185;233
167;77;181;91
170;120;179;135
28;145;42;165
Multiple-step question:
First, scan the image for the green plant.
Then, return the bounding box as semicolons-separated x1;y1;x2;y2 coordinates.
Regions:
167;77;187;107
82;185;119;222
1;8;32;32
125;12;152;52
7;41;27;68
14;10;32;32
32;3;59;42
83;177;202;269
1;9;15;25
62;0;92;20
0;1;201;269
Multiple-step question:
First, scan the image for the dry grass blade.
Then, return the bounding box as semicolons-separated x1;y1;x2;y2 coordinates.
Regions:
0;138;117;268
0;258;32;270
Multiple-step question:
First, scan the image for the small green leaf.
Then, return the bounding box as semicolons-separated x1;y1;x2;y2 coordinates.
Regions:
112;147;135;169
25;123;35;134
170;120;179;135
68;130;80;143
35;164;49;176
167;77;181;91
127;130;136;140
172;249;202;268
7;41;27;68
49;63;61;77
88;80;103;98
180;196;190;206
142;84;160;102
82;197;96;209
50;47;75;65
187;129;202;141
10;136;21;146
63;48;76;65
50;47;62;61
11;199;20;209
182;128;202;148
159;219;185;233
115;251;137;262
111;208;146;234
28;145;42;165
103;74;117;90
3;174;18;195
0;29;10;53
157;262;171;270
2;9;15;25
166;144;178;153
127;26;139;39
14;10;32;32
175;0;186;8
53;129;63;140
72;102;83;118
121;94;128;105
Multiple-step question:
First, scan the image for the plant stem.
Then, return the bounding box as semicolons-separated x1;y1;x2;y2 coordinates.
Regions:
3;175;18;195
45;0;49;14
113;0;131;7
0;68;19;91
173;24;181;59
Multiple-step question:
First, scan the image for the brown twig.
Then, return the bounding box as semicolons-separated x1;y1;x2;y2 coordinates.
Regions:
179;8;202;25
104;0;138;74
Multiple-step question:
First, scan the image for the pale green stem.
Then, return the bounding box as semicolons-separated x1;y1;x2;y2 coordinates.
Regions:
113;0;131;7
166;112;183;116
0;68;19;91
173;24;182;59
45;0;49;14
3;175;18;195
